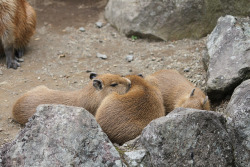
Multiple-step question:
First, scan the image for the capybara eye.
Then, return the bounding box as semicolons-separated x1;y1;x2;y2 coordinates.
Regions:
110;83;118;87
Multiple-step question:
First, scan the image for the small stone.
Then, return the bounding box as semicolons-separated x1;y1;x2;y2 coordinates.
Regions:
17;58;24;62
86;70;92;73
184;68;190;72
38;77;41;80
126;55;134;62
58;54;65;58
0;70;3;75
79;27;85;32
111;33;117;38
97;53;107;59
129;69;133;72
96;22;103;28
151;57;156;61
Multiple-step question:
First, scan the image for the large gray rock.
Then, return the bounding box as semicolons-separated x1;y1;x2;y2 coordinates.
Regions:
0;105;124;167
206;15;250;102
105;0;250;41
225;79;250;167
141;108;234;167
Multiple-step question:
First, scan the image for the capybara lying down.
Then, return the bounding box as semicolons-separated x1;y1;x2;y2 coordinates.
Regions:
145;69;210;114
12;73;131;124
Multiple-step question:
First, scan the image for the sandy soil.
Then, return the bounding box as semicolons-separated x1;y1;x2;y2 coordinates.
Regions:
0;0;215;147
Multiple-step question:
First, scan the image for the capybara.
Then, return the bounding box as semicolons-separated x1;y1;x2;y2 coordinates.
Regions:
0;0;36;69
95;75;165;145
145;69;210;114
12;73;131;124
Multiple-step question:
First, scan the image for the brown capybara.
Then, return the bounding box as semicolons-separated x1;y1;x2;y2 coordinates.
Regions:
12;73;131;125
95;75;165;145
0;0;36;69
145;69;210;114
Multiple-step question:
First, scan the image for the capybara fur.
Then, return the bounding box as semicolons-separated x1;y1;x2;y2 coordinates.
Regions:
12;73;131;125
145;69;210;114
0;0;36;69
95;75;165;145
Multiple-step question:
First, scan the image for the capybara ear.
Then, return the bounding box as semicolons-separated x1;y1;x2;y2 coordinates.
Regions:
203;96;208;106
190;88;195;97
93;79;103;90
90;72;98;80
138;74;143;78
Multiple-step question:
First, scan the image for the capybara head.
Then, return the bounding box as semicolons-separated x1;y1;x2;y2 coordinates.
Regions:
90;72;131;96
176;88;210;110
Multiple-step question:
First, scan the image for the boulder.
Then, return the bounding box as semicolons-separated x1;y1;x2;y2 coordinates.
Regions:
141;108;234;167
105;0;250;41
0;105;124;167
225;79;250;167
206;15;250;102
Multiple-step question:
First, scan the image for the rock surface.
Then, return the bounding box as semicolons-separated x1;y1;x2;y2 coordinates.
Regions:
105;0;250;41
141;108;234;167
0;105;124;167
225;79;250;167
206;15;250;101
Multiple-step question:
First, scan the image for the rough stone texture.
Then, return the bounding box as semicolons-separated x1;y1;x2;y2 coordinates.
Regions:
225;79;250;167
141;108;234;167
105;0;250;41
206;15;250;102
117;136;150;167
0;105;124;167
123;149;148;167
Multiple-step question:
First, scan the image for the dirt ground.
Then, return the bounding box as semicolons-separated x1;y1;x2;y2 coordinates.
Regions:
0;0;219;147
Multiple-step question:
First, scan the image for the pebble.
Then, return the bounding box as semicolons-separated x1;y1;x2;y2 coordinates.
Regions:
184;68;190;72
97;53;107;59
151;57;156;61
38;77;41;80
126;55;134;62
79;27;85;32
96;22;103;28
111;32;117;38
0;70;3;75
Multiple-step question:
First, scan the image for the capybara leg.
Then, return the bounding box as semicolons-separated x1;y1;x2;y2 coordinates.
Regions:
5;46;20;69
0;39;4;57
15;48;24;59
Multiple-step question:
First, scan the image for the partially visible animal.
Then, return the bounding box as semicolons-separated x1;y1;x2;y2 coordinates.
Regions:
145;69;210;114
12;73;131;125
0;0;36;69
95;75;165;145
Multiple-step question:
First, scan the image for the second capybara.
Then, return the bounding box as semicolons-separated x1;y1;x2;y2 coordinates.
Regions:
95;75;165;145
145;69;210;114
12;73;131;125
0;0;36;69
